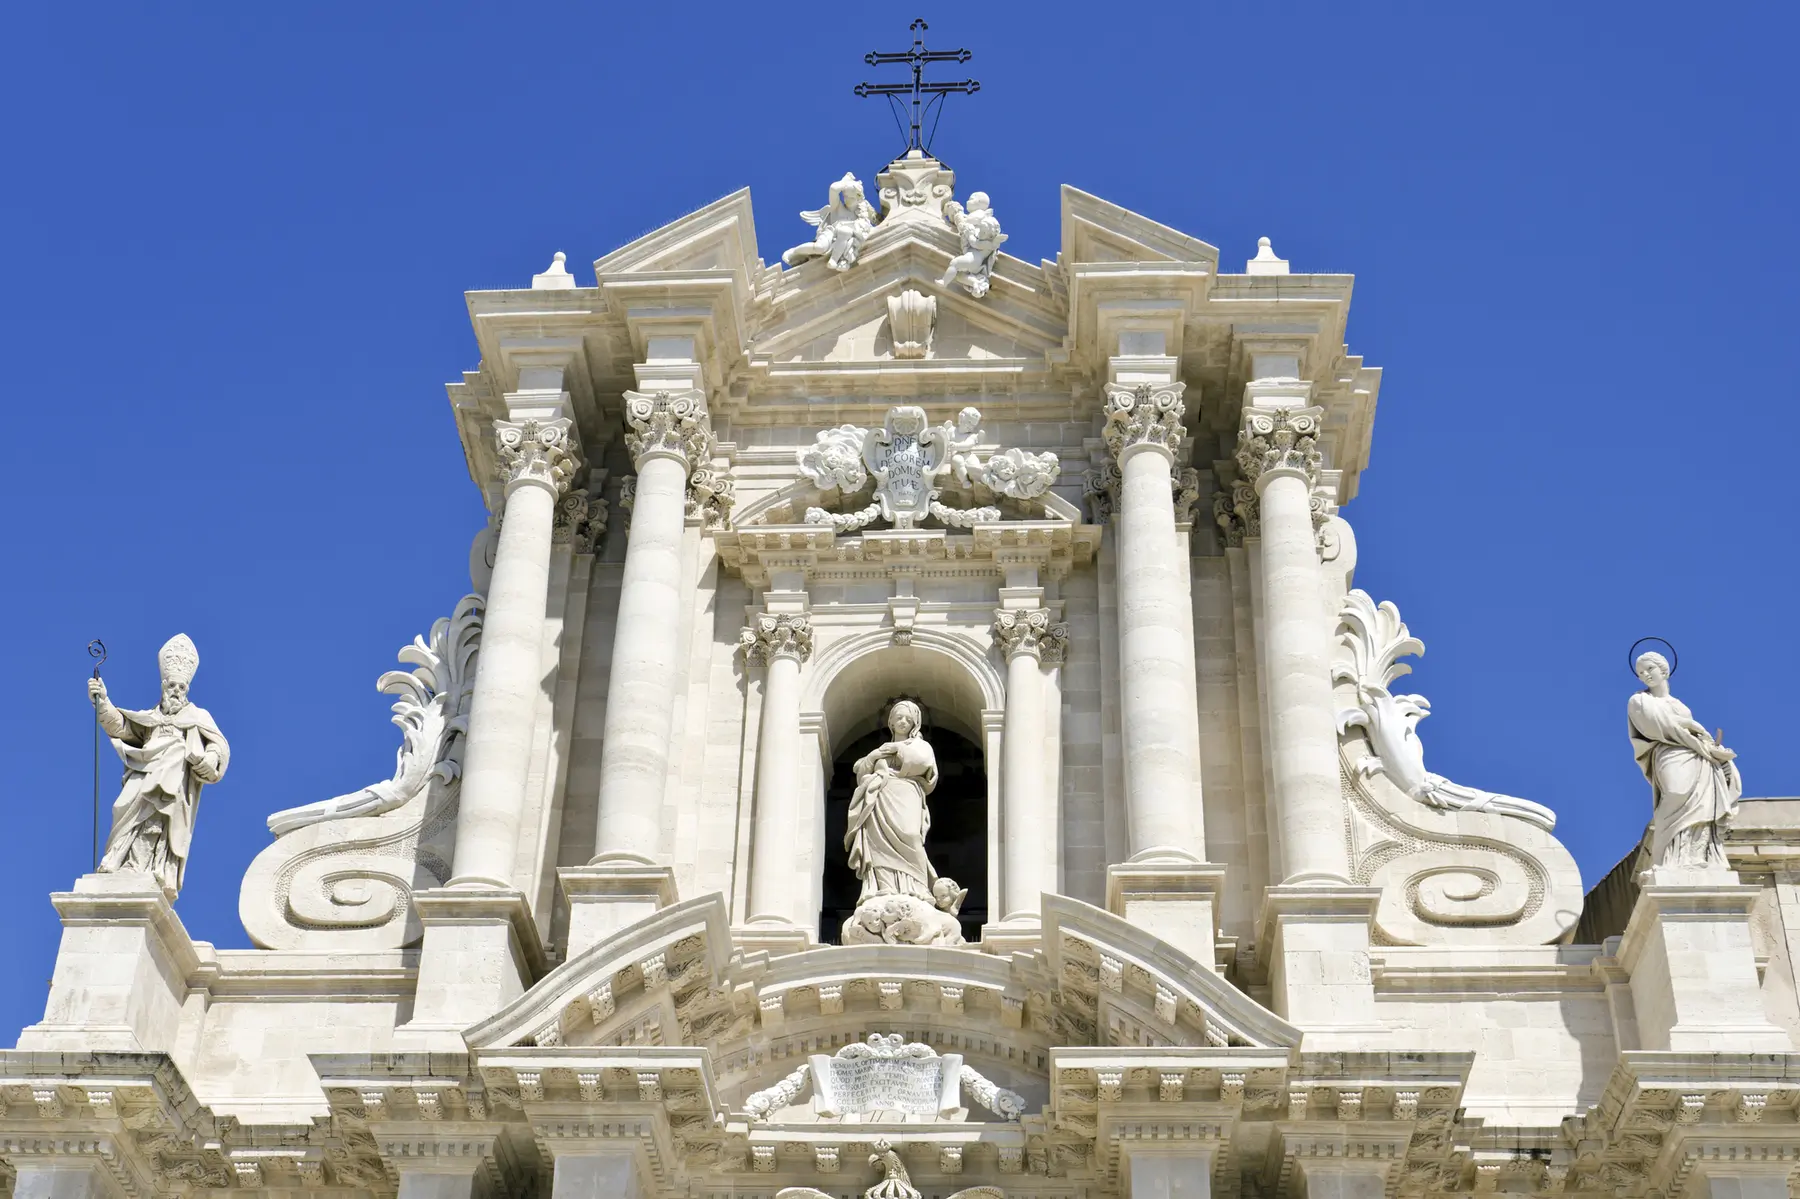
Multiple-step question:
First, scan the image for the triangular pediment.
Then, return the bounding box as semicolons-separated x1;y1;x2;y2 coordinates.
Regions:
1060;184;1220;267
749;237;1066;373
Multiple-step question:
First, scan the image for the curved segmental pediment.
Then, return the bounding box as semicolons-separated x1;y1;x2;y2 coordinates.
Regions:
1041;895;1302;1051
464;894;737;1052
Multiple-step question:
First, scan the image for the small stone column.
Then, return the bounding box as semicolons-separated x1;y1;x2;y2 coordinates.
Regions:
991;604;1067;925
450;400;579;888
741;609;815;945
1235;392;1349;885
1102;379;1202;862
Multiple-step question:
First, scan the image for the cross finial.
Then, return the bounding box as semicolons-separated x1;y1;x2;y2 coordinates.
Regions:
854;18;980;156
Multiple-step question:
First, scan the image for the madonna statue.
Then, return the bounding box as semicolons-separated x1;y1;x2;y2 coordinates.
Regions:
841;700;967;946
1629;651;1741;873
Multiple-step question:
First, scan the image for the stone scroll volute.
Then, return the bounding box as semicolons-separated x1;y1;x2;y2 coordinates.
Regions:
1332;590;1583;945
239;596;482;950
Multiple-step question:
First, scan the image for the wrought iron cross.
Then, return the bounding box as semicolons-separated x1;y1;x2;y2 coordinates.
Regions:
854;19;980;155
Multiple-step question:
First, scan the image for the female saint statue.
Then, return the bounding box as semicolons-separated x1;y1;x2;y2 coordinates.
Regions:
841;700;965;945
1629;651;1740;871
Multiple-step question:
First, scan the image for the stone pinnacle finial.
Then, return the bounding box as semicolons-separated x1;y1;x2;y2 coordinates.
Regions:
532;250;576;290
1247;235;1290;276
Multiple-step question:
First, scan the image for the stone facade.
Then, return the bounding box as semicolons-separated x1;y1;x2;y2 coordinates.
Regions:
7;155;1799;1199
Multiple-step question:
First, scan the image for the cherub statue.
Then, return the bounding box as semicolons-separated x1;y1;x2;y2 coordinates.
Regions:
88;634;230;897
940;191;1008;297
943;406;984;488
782;172;877;272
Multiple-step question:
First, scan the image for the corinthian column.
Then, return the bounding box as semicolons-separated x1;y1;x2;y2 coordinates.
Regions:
741;613;814;935
1103;381;1201;862
450;414;579;888
592;389;712;864
992;607;1066;923
1235;404;1350;884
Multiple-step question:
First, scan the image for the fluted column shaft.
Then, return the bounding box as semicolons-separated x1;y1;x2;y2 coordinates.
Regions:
593;390;711;864
451;415;578;888
1238;405;1350;884
1104;382;1201;862
993;608;1066;920
743;615;812;925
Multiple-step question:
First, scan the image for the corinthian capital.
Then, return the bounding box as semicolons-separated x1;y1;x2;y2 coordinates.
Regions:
495;417;580;495
623;389;712;471
992;608;1069;665
1102;382;1187;460
738;614;813;666
552;490;609;553
1236;406;1323;489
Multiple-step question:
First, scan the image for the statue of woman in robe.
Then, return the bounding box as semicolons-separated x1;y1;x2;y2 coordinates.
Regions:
1629;651;1741;871
845;700;941;905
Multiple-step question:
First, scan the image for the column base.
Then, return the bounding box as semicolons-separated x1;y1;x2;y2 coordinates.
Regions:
981;916;1045;956
560;863;678;960
1259;885;1388;1050
1619;874;1791;1051
732;919;815;957
400;886;544;1040
19;872;204;1053
1106;862;1226;970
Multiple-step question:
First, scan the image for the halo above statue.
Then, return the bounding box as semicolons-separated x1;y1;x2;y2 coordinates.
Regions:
1628;636;1679;677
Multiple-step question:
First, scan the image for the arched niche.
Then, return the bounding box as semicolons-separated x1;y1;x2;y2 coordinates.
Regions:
802;630;1004;944
803;629;1003;758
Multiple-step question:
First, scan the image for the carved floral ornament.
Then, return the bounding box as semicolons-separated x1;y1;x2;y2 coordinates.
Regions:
552;489;609;553
738;613;814;666
991;607;1069;665
494;416;580;494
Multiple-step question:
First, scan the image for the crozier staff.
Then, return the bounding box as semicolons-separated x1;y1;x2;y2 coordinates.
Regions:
1628;650;1739;870
88;634;230;897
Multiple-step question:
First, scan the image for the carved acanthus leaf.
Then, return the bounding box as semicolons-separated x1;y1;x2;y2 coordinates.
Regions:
992;608;1069;665
623;389;712;469
1236;406;1322;486
1103;382;1186;458
738;614;814;666
495;418;580;495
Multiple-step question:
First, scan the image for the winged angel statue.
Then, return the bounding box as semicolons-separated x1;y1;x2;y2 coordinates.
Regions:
1335;589;1556;829
782;172;878;272
779;1138;1002;1199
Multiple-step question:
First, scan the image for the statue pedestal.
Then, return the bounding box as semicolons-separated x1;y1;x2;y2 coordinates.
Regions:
19;872;203;1053
1106;862;1226;971
560;862;677;959
1618;872;1790;1051
1259;885;1389;1050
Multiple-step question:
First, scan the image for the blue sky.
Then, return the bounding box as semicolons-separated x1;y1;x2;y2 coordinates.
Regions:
3;3;1795;1039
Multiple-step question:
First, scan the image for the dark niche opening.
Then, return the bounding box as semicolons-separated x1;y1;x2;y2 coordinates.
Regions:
819;720;988;944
